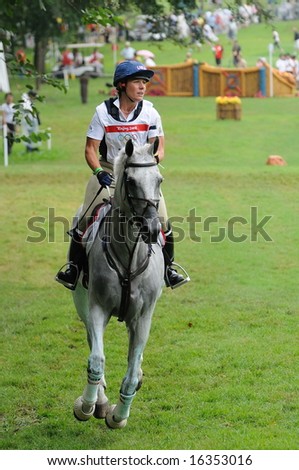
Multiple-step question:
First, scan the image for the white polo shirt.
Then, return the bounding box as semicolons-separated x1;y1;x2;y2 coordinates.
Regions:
1;102;15;125
86;98;164;164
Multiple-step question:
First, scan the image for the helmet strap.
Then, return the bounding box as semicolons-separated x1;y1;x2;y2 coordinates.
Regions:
125;90;136;103
120;82;135;103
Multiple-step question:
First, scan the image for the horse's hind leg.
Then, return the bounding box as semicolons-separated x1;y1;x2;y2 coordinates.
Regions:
105;314;151;429
74;308;109;421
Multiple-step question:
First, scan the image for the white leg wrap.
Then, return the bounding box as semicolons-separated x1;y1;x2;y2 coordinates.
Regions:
82;382;98;406
113;392;136;422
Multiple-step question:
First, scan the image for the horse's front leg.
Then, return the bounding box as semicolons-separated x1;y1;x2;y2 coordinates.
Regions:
105;312;152;428
74;306;109;421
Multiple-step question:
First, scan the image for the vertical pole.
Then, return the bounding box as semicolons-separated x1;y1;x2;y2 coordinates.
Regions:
47;127;52;150
112;42;118;67
259;67;266;96
63;68;69;89
193;64;199;97
268;43;274;98
3;123;8;167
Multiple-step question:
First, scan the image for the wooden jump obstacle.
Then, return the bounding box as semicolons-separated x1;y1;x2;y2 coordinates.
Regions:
146;62;296;98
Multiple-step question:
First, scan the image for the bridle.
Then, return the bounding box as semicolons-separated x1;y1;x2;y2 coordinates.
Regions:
123;160;161;219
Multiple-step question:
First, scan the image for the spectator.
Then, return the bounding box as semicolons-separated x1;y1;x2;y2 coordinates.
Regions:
79;73;89;104
293;55;299;88
15;49;27;75
232;40;241;67
103;26;112;44
228;17;238;42
272;29;281;50
62;48;74;67
73;48;84;67
285;53;296;76
236;54;247;68
16;49;26;65
1;92;16;155
256;57;267;67
21;90;40;152
203;23;218;44
61;48;74;76
185;51;194;64
293;27;299;51
88;48;104;75
120;42;135;60
276;53;286;72
212;43;224;66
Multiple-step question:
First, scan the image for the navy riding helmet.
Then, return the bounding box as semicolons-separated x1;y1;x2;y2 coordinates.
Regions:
113;61;154;87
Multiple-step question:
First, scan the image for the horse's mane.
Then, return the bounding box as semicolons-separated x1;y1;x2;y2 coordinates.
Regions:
113;142;154;182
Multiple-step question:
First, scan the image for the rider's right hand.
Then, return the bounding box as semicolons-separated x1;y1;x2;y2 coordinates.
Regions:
96;171;112;187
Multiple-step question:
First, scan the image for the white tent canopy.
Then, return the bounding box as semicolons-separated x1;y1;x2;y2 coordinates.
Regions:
0;41;10;93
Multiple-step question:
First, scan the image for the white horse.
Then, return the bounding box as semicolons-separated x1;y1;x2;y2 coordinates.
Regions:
72;138;164;428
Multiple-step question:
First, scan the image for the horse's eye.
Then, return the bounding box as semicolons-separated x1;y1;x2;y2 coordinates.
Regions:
126;178;136;187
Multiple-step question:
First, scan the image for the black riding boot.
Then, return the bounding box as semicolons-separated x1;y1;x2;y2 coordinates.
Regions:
55;231;85;290
163;226;190;289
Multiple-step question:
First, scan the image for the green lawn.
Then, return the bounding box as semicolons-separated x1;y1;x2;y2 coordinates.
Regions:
1;34;299;450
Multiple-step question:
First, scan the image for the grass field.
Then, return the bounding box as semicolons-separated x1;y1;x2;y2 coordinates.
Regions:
1;23;299;450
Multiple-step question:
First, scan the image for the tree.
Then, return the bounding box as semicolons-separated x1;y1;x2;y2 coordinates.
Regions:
1;0;272;89
0;0;104;88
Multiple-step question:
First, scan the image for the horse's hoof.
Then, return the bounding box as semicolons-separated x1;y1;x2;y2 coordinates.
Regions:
73;396;95;421
93;400;110;419
105;405;127;429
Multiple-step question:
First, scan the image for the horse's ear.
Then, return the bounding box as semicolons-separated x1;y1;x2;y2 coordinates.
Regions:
125;139;134;158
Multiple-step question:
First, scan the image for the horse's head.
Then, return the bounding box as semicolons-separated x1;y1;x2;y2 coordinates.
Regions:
114;138;163;244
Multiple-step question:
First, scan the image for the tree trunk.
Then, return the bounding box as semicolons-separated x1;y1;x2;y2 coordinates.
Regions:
34;38;47;90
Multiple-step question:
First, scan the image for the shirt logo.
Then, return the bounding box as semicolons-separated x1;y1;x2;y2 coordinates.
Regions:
105;124;149;133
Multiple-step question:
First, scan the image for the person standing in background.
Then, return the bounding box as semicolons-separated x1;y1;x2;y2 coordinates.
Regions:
21;90;40;152
212;43;224;66
120;42;136;60
293;27;299;52
1;92;16;155
272;29;281;51
232;40;241;67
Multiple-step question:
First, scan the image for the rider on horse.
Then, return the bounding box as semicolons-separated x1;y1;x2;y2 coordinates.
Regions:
56;61;189;290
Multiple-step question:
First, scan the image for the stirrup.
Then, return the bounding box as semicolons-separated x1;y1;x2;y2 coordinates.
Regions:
55;262;80;291
166;262;190;290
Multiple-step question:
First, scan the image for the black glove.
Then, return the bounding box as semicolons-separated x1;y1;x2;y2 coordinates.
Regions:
96;170;112;187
